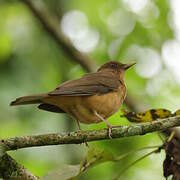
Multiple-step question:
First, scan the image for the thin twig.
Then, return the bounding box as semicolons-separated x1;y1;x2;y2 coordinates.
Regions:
114;145;162;161
113;148;161;180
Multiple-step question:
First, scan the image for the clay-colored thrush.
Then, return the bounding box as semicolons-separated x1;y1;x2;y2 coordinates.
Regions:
10;61;135;137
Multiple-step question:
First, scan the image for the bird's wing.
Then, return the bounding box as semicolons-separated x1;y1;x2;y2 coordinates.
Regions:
48;72;121;96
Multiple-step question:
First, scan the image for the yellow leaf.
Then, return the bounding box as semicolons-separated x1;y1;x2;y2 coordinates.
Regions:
122;109;172;123
174;109;180;116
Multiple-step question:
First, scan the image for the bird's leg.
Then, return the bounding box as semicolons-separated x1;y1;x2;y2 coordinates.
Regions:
94;111;113;139
75;118;89;147
75;118;81;131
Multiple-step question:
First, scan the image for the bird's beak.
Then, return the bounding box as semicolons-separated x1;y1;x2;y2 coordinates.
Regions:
124;62;136;70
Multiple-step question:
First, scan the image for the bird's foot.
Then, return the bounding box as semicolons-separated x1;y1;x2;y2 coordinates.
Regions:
79;141;89;147
76;130;89;147
107;125;123;138
107;125;113;139
85;141;89;147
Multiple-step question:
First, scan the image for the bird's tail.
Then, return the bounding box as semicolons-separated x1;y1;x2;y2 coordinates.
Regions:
10;94;48;106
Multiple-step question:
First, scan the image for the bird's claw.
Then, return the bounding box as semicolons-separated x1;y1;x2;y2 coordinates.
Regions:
85;142;89;147
107;125;113;139
107;125;123;138
76;130;89;147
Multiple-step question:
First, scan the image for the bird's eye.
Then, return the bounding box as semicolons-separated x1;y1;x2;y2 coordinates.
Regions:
111;63;116;68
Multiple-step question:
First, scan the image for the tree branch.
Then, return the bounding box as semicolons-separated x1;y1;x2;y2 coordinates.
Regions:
21;0;97;72
0;153;37;179
1;116;180;151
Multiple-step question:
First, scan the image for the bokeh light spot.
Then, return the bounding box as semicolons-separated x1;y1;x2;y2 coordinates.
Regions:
169;0;180;40
61;10;99;53
162;39;180;83
107;9;136;36
61;10;89;40
126;45;162;78
123;0;149;13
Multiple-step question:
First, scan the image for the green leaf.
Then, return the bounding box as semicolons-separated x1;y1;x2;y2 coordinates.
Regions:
80;147;115;172
42;145;162;179
43;147;115;180
174;109;180;116
42;164;80;180
122;108;172;122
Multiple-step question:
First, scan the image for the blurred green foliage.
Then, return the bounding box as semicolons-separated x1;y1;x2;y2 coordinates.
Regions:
0;0;179;179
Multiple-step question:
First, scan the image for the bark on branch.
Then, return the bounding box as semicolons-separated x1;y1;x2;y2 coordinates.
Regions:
0;153;37;179
1;116;180;151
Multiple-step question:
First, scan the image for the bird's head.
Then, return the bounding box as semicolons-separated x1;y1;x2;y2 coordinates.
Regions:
97;61;136;81
98;60;135;73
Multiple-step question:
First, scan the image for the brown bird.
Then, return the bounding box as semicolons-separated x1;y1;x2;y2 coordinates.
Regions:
10;61;135;138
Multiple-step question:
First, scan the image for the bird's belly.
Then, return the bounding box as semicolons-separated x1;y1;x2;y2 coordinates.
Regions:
71;104;101;124
79;91;124;123
43;96;100;124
